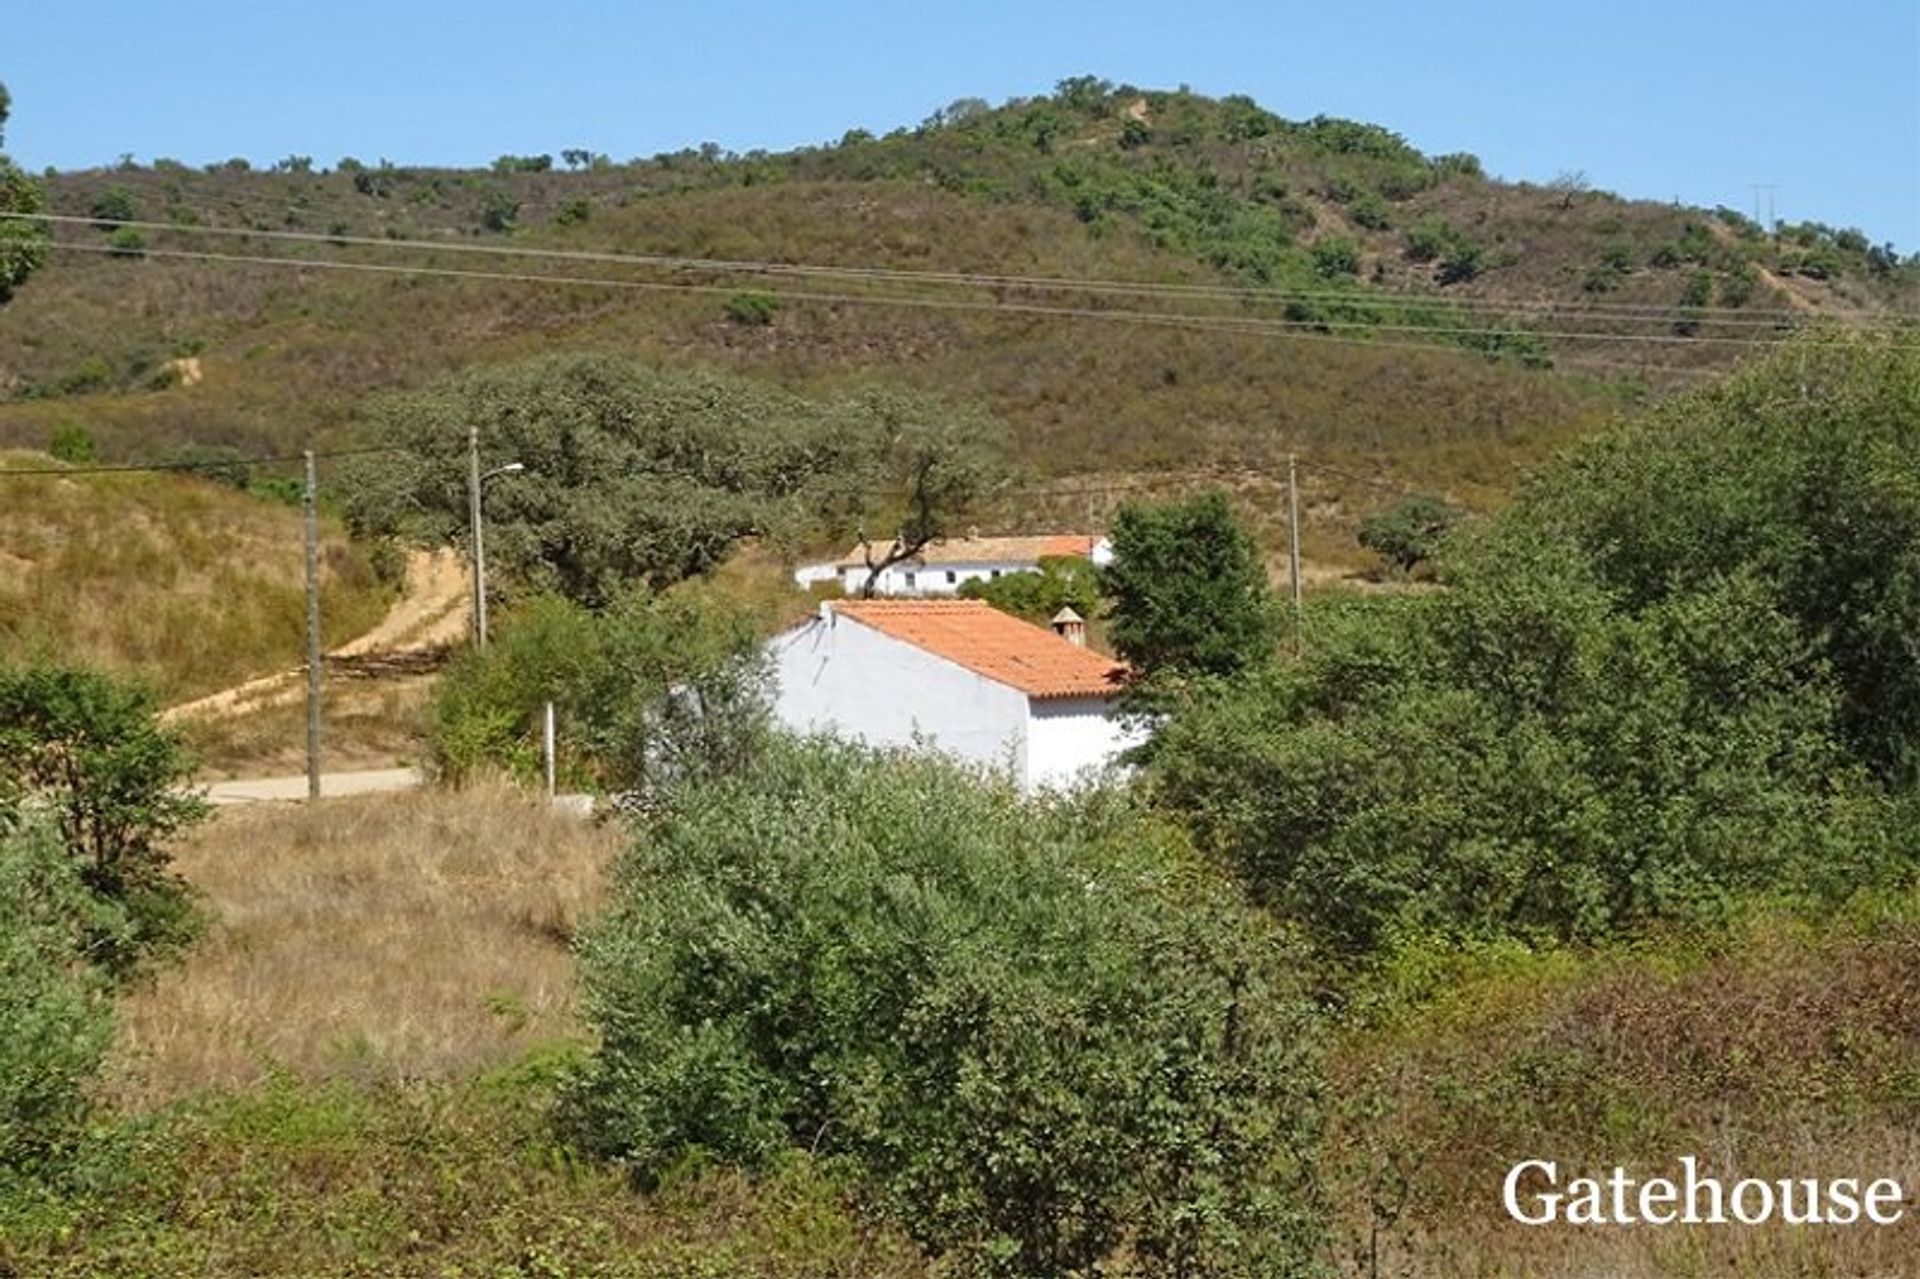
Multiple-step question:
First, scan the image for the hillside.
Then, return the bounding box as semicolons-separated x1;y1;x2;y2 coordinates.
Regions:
2;80;1912;541
0;452;390;701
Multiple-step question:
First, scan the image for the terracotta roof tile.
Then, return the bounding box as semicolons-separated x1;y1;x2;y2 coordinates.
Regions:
829;600;1128;701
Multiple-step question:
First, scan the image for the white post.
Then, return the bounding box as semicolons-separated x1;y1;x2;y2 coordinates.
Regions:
542;700;556;800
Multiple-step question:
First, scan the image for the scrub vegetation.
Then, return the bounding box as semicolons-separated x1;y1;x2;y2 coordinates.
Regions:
2;65;1918;1276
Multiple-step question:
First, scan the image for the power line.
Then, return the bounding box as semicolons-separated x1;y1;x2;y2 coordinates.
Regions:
7;209;1885;325
41;239;1897;355
0;446;400;479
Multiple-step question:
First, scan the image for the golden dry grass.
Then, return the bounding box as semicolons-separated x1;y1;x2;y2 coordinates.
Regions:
106;782;623;1107
179;670;434;779
0;453;391;701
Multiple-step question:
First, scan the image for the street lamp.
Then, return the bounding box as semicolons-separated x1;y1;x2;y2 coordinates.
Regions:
467;423;524;650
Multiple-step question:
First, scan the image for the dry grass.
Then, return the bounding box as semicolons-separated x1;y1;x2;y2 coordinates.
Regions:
179;671;433;779
0;454;391;701
106;782;623;1107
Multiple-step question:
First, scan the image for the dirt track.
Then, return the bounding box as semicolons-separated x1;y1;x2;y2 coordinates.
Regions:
163;549;469;725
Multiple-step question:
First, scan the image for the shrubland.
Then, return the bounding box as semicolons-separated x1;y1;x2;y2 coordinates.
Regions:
1148;334;1920;960
1;331;1917;1278
568;739;1324;1278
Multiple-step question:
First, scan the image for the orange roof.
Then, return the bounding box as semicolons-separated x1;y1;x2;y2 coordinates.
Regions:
834;534;1101;569
829;600;1128;701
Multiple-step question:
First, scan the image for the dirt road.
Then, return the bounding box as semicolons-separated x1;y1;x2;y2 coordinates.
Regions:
202;767;425;805
163;549;469;726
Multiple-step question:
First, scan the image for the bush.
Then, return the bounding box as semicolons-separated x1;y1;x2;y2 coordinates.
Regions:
104;227;145;258
0;665;207;974
161;442;250;489
1403;215;1453;263
0;820;121;1172
1435;240;1483;285
479;191;518;233
47;423;96;463
1151;337;1920;958
430;587;769;802
88;186;137;228
1357;492;1462;574
1310;236;1361;279
1152;559;1898;959
569;741;1323;1278
721;290;780;325
956;555;1099;624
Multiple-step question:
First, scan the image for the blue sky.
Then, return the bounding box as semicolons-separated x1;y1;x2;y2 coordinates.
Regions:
7;1;1917;245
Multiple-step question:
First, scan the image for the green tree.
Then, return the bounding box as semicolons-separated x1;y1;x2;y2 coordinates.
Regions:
1358;492;1462;575
957;555;1099;624
0;81;47;304
344;356;1004;609
1512;333;1920;784
569;740;1323;1278
430;585;769;802
0;666;208;973
344;356;834;605
827;387;1009;598
1103;492;1277;680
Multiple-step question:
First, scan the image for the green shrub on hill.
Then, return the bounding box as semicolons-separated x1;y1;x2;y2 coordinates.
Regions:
1357;492;1462;574
570;740;1323;1278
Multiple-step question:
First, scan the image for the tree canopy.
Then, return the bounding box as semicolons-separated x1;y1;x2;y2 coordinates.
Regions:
1147;335;1920;961
1102;491;1277;681
343;355;1005;608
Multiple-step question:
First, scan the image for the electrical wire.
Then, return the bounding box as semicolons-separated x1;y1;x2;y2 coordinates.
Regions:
40;239;1886;354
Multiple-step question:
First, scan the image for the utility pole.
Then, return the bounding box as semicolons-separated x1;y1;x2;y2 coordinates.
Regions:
303;449;322;803
467;424;488;651
1286;453;1304;656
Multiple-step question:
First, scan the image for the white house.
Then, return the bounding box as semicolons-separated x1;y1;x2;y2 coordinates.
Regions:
766;599;1142;790
792;534;1115;597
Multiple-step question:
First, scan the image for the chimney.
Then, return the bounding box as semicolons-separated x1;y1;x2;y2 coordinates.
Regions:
1050;606;1086;647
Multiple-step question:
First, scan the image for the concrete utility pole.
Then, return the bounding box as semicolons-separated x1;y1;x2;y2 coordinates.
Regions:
1286;453;1304;655
303;449;322;802
468;425;487;650
467;425;524;653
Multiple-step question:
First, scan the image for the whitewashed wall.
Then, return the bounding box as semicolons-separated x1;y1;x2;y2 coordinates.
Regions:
834;560;1033;597
768;608;1031;776
1024;696;1143;790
